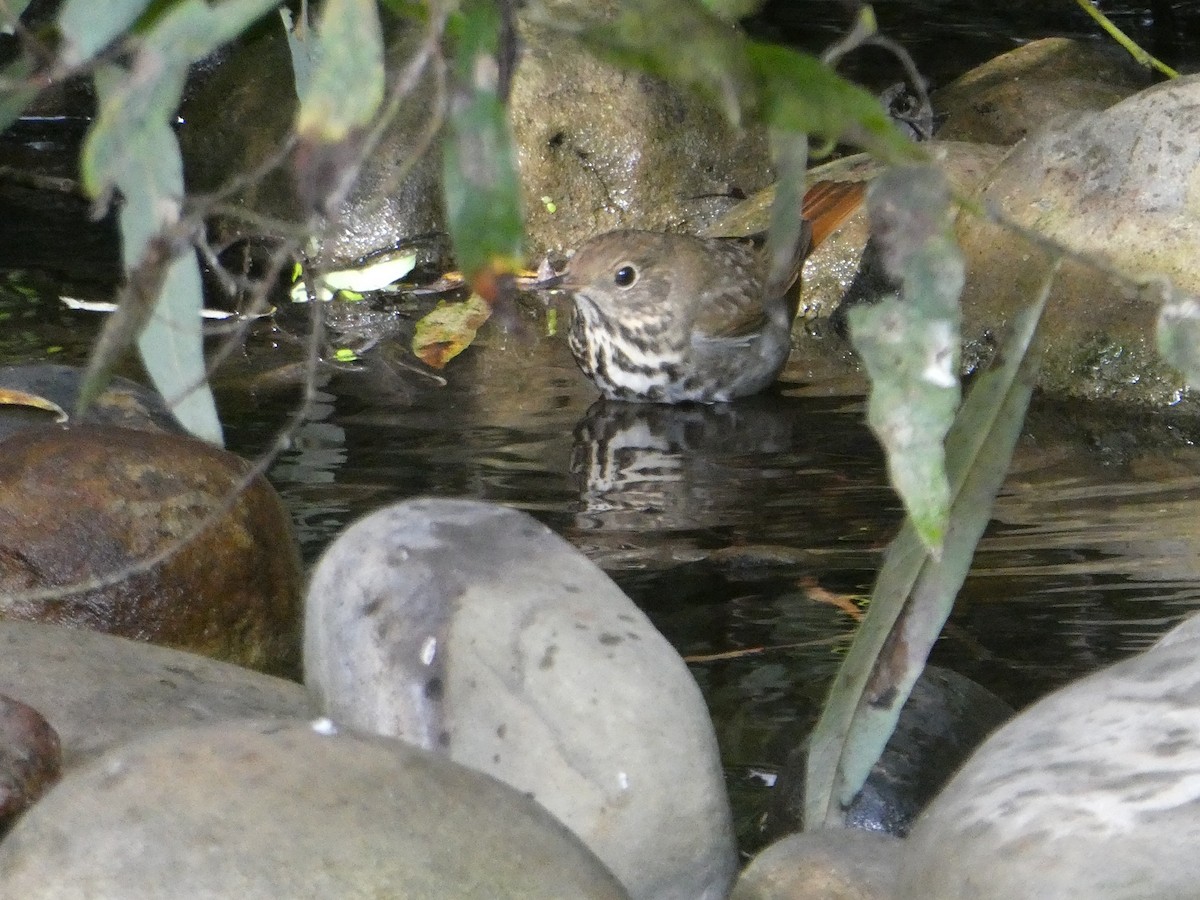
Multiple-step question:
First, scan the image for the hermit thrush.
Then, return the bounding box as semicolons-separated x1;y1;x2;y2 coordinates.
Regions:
560;181;865;403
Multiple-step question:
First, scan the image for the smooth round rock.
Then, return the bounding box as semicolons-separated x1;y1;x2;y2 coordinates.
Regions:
0;621;312;768
0;425;303;675
0;693;60;833
932;37;1150;145
955;75;1200;410
733;830;903;900
898;612;1200;898
305;498;736;900
0;719;628;898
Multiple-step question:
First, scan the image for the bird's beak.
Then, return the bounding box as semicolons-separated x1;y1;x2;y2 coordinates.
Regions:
531;271;567;291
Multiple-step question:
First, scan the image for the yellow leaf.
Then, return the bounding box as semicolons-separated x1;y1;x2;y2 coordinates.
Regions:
412;293;492;369
0;388;69;422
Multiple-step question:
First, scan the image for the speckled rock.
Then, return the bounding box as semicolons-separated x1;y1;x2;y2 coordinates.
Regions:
734;830;903;900
0;693;59;834
898;612;1200;899
0;425;303;675
305;498;736;900
0;719;629;899
0;621;312;768
954;75;1200;411
933;37;1151;145
512;7;772;256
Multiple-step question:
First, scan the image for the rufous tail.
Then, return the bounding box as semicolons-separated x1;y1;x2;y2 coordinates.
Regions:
802;180;867;250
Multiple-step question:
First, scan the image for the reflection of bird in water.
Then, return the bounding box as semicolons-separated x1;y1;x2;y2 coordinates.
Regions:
558;181;865;403
570;398;798;547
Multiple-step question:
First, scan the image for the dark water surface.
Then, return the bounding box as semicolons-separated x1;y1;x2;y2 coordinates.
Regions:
3;0;1200;855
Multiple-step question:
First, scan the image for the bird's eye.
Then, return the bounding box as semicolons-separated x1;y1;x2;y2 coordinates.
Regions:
613;264;638;288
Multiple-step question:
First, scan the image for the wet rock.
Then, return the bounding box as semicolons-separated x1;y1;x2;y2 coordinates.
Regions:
898;612;1200;899
954;75;1200;411
933;37;1151;145
0;425;303;675
0;719;629;899
733;830;903;900
305;498;736;900
0;364;182;443
0;694;60;834
0;621;312;768
179;19;446;270
765;666;1012;839
512;14;772;256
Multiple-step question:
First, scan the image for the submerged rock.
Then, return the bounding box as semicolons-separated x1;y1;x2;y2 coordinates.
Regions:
898;612;1200;898
0;719;628;899
305;498;736;900
0;426;303;675
766;665;1013;838
0;364;182;443
0;621;312;768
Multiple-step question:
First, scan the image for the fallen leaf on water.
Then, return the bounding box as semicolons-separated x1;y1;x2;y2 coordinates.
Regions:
412;293;493;369
0;388;69;422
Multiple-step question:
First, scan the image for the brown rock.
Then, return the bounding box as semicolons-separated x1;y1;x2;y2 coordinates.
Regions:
0;693;60;834
932;37;1151;145
0;425;302;675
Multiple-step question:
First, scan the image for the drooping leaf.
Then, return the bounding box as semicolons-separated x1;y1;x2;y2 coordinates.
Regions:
848;166;962;551
293;0;385;142
804;259;1057;830
0;0;34;24
74;0;284;446
760;128;807;325
746;41;922;164
1156;287;1200;385
442;0;524;289
413;293;493;368
57;0;152;66
572;0;921;161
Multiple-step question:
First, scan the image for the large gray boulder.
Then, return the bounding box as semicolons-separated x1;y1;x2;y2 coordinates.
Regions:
305;498;736;900
0;719;628;898
898;612;1200;898
0;621;312;768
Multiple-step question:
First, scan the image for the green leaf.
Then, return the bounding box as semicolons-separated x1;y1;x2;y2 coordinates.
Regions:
442;0;524;284
575;0;753;125
294;0;385;141
0;52;39;136
804;259;1056;830
760;129;807;325
1157;287;1200;385
746;41;922;164
138;251;223;445
57;0;152;66
442;88;524;281
848;166;963;552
